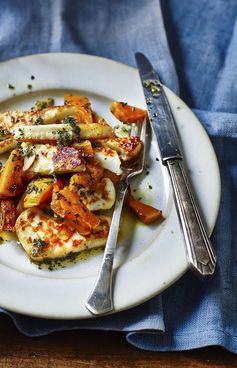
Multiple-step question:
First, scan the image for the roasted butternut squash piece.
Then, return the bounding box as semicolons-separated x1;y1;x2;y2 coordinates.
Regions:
17;192;26;214
86;163;104;181
69;164;104;192
50;183;65;218
0;149;24;196
23;178;54;208
64;94;93;124
69;172;92;191
0;199;17;232
110;102;147;124
103;169;120;185
59;187;100;235
126;187;163;224
51;186;100;235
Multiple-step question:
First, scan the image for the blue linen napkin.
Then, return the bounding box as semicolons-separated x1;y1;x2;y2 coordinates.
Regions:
0;0;237;353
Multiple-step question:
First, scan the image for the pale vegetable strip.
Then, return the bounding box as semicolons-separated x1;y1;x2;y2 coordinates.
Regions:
12;124;74;142
97;137;142;161
0;105;78;130
40;105;78;124
12;123;113;142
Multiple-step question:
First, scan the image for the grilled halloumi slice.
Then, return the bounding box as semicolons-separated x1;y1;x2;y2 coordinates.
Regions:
22;143;86;175
40;105;78;124
0;126;12;140
113;123;131;138
0;138;18;154
12;123;113;142
97;137;142;161
93;145;122;175
0;105;78;131
72;140;94;158
15;208;110;261
12;124;73;143
78;178;115;211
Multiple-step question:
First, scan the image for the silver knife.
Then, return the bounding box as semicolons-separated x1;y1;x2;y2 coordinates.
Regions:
135;52;216;276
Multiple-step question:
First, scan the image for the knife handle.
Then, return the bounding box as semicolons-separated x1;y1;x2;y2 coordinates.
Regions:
167;159;216;276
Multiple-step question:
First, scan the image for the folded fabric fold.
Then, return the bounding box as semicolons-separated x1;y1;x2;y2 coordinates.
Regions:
0;295;165;337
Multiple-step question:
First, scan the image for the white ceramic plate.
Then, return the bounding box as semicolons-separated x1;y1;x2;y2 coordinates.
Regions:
0;53;220;319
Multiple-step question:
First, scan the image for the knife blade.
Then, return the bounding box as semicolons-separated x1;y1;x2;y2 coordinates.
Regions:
135;52;216;276
135;52;182;163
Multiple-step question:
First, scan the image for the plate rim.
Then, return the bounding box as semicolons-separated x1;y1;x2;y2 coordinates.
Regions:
0;52;221;319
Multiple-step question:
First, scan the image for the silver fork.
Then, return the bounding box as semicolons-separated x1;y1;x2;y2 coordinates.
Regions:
85;118;147;315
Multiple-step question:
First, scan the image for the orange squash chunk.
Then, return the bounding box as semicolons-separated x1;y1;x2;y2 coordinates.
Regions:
51;186;100;235
103;169;120;185
17;193;26;215
69;164;104;192
23;178;54;209
64;94;93;124
110;102;147;124
50;183;65;218
69;172;92;191
126;187;163;224
0;149;24;196
59;188;100;235
86;163;104;181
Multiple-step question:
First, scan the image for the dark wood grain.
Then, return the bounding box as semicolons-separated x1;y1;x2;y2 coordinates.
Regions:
0;314;236;368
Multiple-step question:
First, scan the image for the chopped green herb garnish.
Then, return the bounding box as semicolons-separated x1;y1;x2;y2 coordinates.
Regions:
120;102;127;107
63;116;80;143
32;239;46;257
35;117;44;125
8;84;15;90
143;80;161;97
42;207;54;217
18;128;25;137
0;128;8;137
26;184;42;194
57;127;72;146
83;102;90;111
22;146;34;158
34;98;54;111
8;182;17;193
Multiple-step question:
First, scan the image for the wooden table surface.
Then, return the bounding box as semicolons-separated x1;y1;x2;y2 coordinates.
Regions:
0;314;236;368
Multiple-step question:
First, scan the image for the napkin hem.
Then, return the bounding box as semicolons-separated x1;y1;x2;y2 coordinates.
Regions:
126;328;237;353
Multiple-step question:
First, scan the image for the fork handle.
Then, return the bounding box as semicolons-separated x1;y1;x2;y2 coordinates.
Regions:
85;180;128;315
167;159;216;276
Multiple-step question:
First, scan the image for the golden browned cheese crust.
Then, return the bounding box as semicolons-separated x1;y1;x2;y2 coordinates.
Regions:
97;137;142;161
15;208;110;261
